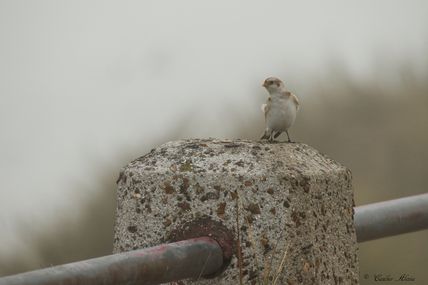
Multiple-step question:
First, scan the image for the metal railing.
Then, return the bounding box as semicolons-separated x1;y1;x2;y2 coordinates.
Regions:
0;237;223;285
0;193;427;285
354;193;428;242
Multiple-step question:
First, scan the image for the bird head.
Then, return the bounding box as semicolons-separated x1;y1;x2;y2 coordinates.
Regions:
262;77;285;94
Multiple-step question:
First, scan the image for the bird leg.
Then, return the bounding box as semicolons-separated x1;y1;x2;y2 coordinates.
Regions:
260;130;270;140
285;130;292;143
273;131;282;139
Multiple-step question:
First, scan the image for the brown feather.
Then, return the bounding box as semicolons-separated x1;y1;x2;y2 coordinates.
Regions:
282;91;300;110
291;93;300;110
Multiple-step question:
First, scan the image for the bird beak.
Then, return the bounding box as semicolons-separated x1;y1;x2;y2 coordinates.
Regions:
262;82;267;88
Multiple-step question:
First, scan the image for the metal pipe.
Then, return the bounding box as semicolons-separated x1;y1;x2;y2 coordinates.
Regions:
354;193;428;242
2;194;428;284
0;237;223;285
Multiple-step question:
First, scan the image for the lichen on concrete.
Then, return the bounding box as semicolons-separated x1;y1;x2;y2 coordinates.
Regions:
114;139;359;284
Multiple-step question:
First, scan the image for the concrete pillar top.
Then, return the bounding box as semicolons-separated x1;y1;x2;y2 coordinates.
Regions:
114;139;359;284
124;139;346;178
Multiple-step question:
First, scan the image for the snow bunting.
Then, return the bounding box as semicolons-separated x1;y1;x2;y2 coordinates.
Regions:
260;77;299;142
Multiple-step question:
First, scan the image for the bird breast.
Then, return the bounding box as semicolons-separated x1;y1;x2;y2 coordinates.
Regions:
266;97;297;131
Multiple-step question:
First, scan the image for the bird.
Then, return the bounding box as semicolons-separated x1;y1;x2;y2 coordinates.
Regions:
260;77;299;142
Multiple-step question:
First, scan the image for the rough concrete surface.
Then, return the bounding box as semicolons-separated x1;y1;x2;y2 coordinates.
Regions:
114;139;359;284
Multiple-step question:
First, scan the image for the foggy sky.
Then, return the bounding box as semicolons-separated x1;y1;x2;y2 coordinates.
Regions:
0;0;427;255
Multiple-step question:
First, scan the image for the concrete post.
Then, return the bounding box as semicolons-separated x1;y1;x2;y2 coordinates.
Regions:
114;139;359;284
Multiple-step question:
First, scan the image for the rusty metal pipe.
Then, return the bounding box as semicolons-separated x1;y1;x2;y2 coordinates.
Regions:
0;237;223;285
2;194;428;284
354;193;428;242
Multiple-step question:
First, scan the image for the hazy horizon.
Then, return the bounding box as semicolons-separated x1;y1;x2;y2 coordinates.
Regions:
1;1;428;282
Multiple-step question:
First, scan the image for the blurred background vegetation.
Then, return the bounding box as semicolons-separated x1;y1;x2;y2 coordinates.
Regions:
1;65;427;283
1;1;427;284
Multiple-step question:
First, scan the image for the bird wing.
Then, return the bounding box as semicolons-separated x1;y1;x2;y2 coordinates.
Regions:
284;91;300;111
261;97;271;118
291;93;300;111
